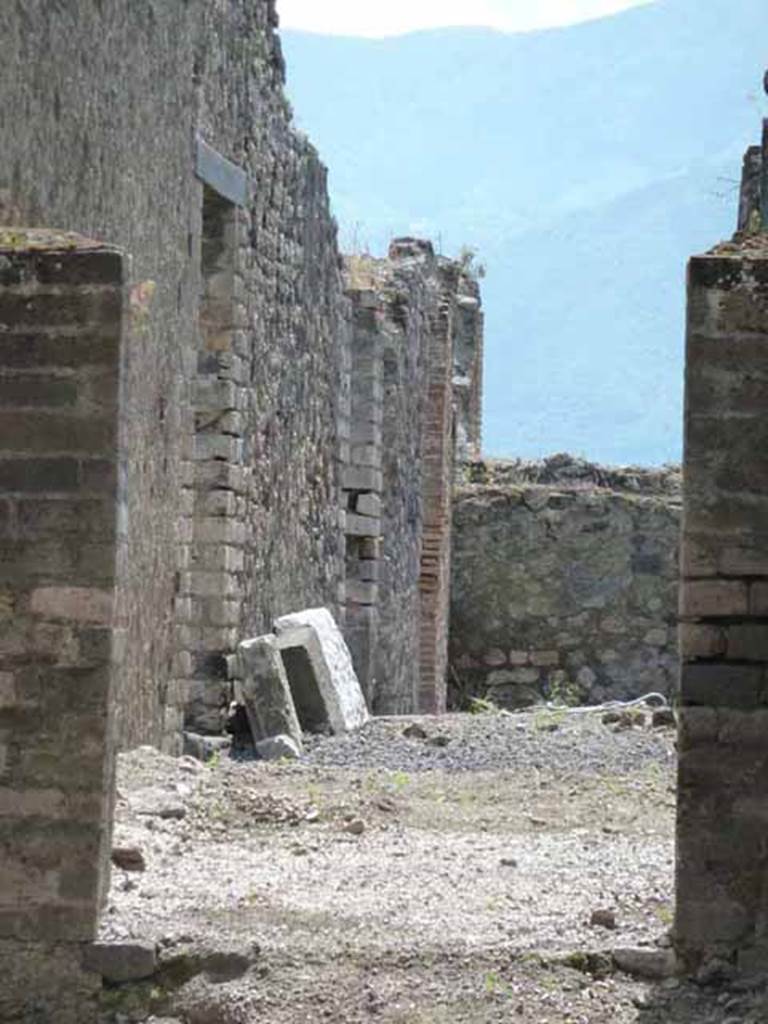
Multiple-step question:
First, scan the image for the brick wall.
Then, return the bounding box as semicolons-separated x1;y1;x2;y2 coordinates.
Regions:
0;232;126;1021
417;261;458;713
677;245;768;974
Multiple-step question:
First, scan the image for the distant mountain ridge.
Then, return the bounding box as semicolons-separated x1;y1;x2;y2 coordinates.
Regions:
281;0;768;464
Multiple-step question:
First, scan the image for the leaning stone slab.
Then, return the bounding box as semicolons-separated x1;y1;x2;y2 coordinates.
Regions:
236;634;303;752
274;607;369;733
82;941;157;983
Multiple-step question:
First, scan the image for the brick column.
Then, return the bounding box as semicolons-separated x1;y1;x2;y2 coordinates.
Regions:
418;266;457;713
677;249;768;975
0;231;126;1020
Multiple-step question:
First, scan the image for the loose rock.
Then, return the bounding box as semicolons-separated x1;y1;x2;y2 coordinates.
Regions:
591;908;617;930
112;845;146;872
255;734;301;761
82;940;157;983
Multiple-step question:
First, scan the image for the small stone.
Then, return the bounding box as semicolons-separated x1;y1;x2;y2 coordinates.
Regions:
343;818;366;835
644;628;668;647
132;787;187;819
482;648;507;667
402;723;427;740
652;708;676;728
577;666;597;687
255;734;301;761
183;732;232;762
590;908;617;930
500;856;518;868
613;947;676;979
82;940;157;983
112;845;146;872
427;734;450;747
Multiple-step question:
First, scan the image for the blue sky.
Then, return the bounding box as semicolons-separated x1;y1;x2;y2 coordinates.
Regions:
278;0;656;36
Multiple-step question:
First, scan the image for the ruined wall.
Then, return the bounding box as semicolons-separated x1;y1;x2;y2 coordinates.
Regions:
452;275;483;470
450;456;681;708
0;0;348;747
183;15;350;733
343;251;432;713
0;234;126;1022
0;1;198;750
342;243;483;715
677;243;768;974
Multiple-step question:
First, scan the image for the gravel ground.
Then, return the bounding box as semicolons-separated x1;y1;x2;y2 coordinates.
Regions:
97;708;768;1023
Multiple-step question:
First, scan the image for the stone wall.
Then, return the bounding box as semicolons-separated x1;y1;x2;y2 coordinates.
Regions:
343;251;431;713
450;455;681;708
0;233;126;1022
677;241;768;975
0;1;349;748
0;1;198;752
342;243;484;714
0;9;486;1013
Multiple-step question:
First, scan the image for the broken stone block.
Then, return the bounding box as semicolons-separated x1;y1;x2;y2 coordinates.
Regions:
274;607;369;733
82;941;157;983
612;947;676;980
183;731;232;762
255;734;301;761
236;634;303;751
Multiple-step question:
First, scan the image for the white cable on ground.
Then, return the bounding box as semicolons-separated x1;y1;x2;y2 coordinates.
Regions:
533;692;670;715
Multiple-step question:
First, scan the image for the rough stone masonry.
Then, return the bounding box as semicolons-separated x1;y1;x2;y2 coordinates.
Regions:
0;5;483;1017
450;455;681;708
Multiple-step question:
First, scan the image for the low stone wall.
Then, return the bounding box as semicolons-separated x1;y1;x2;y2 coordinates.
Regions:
449;455;681;708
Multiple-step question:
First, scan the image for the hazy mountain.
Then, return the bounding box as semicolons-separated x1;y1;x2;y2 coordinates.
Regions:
281;0;768;464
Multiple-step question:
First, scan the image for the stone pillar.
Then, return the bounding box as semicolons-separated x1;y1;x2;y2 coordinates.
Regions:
677;248;768;976
0;231;126;1020
452;276;484;474
342;287;383;704
737;145;762;233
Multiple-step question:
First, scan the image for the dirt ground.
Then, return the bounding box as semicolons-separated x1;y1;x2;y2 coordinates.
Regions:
98;708;767;1023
